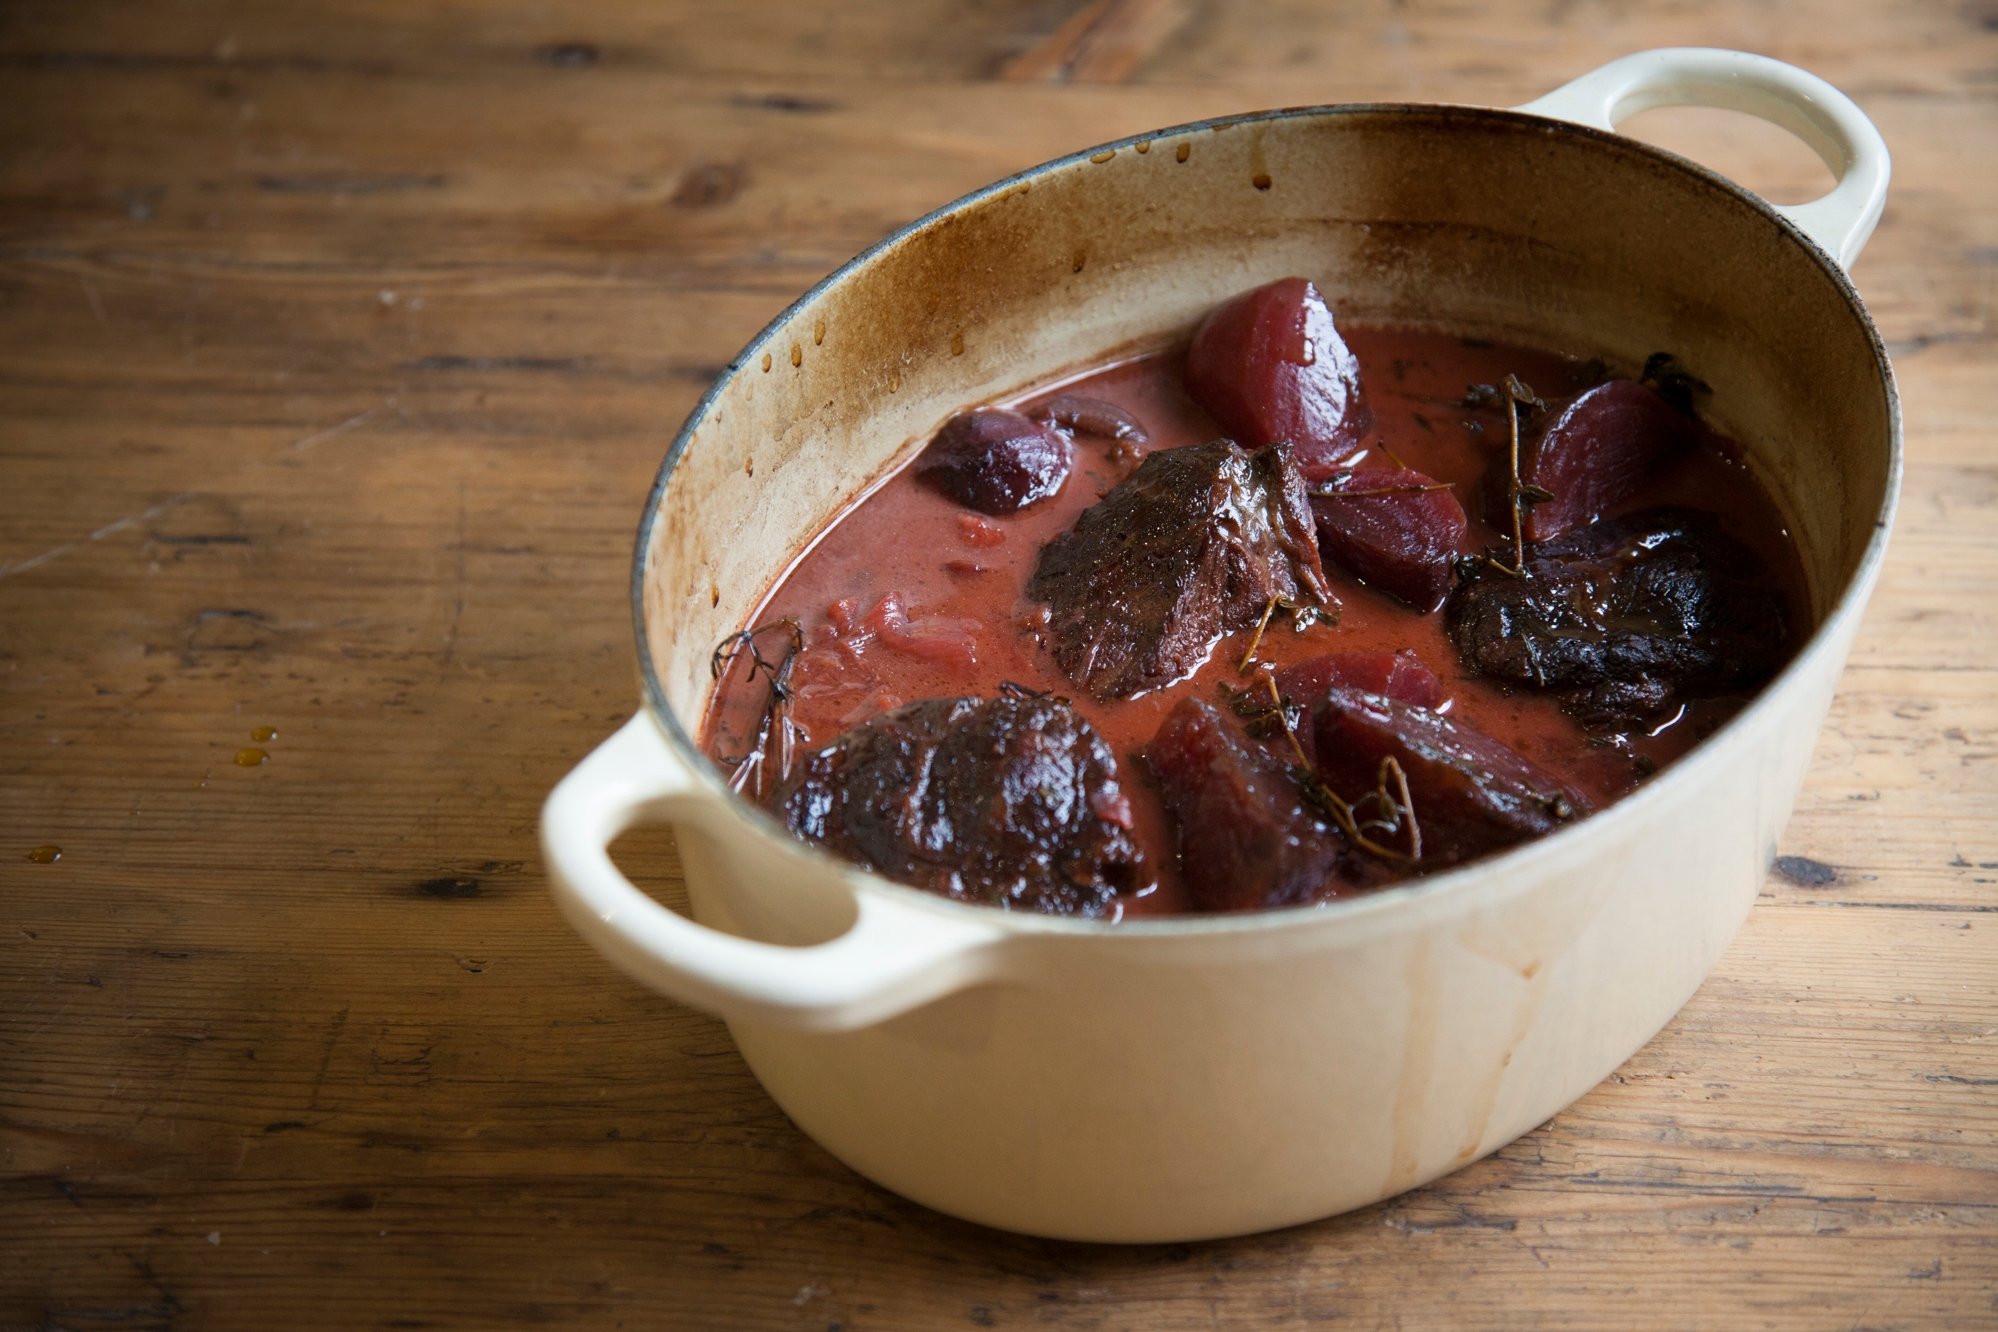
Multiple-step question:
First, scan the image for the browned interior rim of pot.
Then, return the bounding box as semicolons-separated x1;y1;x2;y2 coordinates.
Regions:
627;101;1904;934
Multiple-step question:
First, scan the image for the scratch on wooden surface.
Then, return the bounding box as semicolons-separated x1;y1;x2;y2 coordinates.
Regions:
0;494;193;579
78;274;108;329
306;1007;350;1112
290;407;378;452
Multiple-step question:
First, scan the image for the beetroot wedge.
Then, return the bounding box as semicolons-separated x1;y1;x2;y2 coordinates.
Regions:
1274;649;1445;712
917;408;1072;514
1309;464;1468;611
1185;277;1373;473
1147;697;1378;912
1506;379;1693;542
1311;686;1591;866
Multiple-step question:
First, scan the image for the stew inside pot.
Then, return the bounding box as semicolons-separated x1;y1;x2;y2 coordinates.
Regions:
703;279;1809;919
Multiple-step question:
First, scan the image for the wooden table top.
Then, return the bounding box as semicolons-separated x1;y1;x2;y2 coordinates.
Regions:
3;2;1994;1327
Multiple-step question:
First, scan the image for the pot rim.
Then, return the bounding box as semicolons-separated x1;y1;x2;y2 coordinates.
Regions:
629;99;1903;939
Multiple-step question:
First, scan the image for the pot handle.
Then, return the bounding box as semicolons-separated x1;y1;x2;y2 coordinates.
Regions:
1514;47;1890;269
541;713;1006;1032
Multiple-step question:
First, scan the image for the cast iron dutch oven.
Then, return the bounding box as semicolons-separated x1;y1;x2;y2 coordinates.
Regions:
542;49;1898;1242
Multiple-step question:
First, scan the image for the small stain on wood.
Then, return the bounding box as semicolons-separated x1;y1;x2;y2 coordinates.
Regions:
411;876;483;899
672;161;745;209
536;42;600;67
1774;855;1838;886
27;844;61;863
150;531;249;546
731;92;836;113
185;607;272;659
256;174;443;194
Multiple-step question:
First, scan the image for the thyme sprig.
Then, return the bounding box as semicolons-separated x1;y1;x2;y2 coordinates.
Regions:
1235;596;1328;674
710;617;805;799
1253;674;1423;863
1482;373;1547;578
1314;479;1457;500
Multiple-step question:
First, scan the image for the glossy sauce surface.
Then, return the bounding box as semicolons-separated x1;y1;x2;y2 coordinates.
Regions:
705;327;1810;917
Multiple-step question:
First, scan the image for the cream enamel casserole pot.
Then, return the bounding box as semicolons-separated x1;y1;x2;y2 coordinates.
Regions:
541;49;1899;1242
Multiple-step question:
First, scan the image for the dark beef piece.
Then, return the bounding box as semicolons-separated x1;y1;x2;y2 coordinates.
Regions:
1184;277;1374;474
916;408;1072;514
775;694;1149;917
1028;439;1333;700
1311;686;1592;866
1445;506;1788;729
1147;697;1381;912
1310;464;1469;610
1491;379;1693;542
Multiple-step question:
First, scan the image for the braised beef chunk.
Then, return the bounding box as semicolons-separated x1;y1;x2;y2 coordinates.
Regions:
1028;439;1333;699
1445;507;1787;729
775;694;1148;916
1311;687;1592;866
1310;464;1469;610
917;408;1072;514
1184;277;1374;474
1501;379;1694;542
1148;698;1378;912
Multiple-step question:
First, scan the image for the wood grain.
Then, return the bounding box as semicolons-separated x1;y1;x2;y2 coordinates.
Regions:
2;1;1994;1327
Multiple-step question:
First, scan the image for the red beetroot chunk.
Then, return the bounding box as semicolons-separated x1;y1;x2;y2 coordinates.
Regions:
1311;686;1592;867
1274;649;1446;711
1147;697;1378;912
917;408;1072;514
1263;649;1446;768
1507;379;1692;542
1184;277;1373;474
1309;464;1468;611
